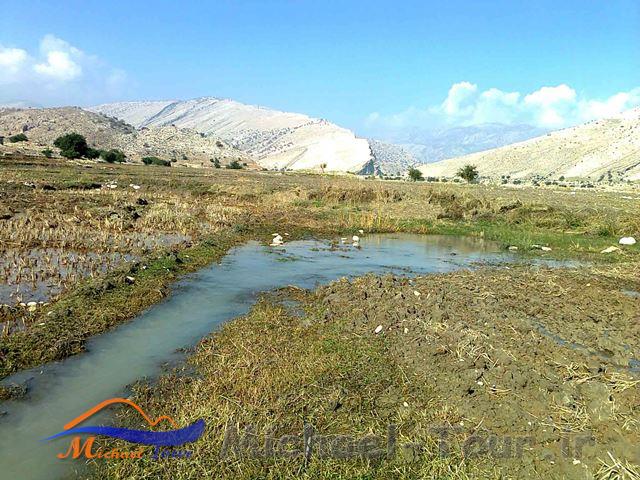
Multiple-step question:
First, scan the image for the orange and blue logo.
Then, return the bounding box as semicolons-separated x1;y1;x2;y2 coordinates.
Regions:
44;398;205;460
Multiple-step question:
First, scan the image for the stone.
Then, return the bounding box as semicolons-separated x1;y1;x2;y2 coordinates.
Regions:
619;236;636;246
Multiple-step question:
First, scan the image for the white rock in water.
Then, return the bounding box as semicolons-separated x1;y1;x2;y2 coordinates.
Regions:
374;325;383;334
601;246;620;254
358;229;364;234
619;237;636;245
352;235;360;242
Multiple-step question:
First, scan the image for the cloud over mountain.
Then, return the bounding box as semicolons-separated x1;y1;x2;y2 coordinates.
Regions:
366;81;640;131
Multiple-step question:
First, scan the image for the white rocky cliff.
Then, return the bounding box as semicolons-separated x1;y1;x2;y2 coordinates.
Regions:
92;98;373;173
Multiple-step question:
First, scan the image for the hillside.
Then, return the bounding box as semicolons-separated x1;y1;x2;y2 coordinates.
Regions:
91;98;374;174
419;109;640;182
396;123;548;164
0;107;252;167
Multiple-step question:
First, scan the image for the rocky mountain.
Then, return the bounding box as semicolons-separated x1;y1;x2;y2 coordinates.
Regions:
91;98;373;174
379;123;548;164
419;109;640;182
0;107;252;167
366;140;417;176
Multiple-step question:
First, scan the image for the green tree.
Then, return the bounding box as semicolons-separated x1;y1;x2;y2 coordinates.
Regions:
101;149;126;163
9;133;28;143
142;156;171;167
226;159;243;170
457;165;479;183
85;148;101;159
408;167;424;181
54;133;88;159
211;158;221;168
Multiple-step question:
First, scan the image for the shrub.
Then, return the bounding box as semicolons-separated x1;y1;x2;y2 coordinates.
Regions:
456;165;479;183
211;158;221;168
142;156;171;167
9;133;28;143
226;160;243;170
54;133;88;159
101;149;126;163
85;148;101;159
408;167;424;181
41;148;53;158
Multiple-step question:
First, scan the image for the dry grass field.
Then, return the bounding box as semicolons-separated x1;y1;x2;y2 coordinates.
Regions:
1;154;639;479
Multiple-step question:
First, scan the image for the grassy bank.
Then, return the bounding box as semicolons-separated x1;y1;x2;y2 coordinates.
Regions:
92;262;640;479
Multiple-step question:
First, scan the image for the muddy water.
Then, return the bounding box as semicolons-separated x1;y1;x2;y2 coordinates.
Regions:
0;234;511;480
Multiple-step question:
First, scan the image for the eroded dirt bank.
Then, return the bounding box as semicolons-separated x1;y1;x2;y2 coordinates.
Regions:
93;261;640;479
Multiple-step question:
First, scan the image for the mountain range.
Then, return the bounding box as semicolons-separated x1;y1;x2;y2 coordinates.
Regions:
419;108;640;182
91;98;377;174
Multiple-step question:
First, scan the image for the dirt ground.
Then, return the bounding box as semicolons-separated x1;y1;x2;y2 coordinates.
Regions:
314;264;640;478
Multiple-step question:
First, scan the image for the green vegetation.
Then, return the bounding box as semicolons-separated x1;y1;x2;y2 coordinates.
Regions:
211;158;221;168
41;148;53;158
408;167;424;181
100;149;126;163
8;133;28;143
226;159;243;169
457;164;479;183
142;156;171;166
85;147;101;159
54;132;89;159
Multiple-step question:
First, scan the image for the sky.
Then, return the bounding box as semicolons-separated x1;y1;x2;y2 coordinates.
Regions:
1;0;639;136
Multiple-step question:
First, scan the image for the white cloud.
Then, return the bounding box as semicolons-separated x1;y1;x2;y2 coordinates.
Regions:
0;47;29;80
34;51;82;80
0;35;131;106
365;81;640;133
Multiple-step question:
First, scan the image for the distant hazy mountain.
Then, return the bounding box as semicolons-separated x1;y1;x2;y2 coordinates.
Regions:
419;109;640;182
366;140;417;176
382;123;548;164
91;98;374;174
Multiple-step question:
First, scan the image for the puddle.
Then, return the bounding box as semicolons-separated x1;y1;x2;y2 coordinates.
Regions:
0;233;517;479
622;289;640;299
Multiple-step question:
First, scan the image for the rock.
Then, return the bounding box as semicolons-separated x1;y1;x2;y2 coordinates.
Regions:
125;276;135;284
619;236;636;246
352;235;360;242
540;246;552;252
508;246;518;251
601;246;620;254
270;234;284;246
374;325;383;334
358;229;364;234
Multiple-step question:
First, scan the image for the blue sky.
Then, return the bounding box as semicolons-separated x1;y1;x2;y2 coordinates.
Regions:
1;0;639;135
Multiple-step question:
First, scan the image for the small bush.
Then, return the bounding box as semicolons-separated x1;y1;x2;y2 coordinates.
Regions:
101;149;126;163
211;158;221;168
142;156;171;167
54;133;88;159
9;133;28;143
226;160;243;170
85;148;101;159
41;148;53;158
